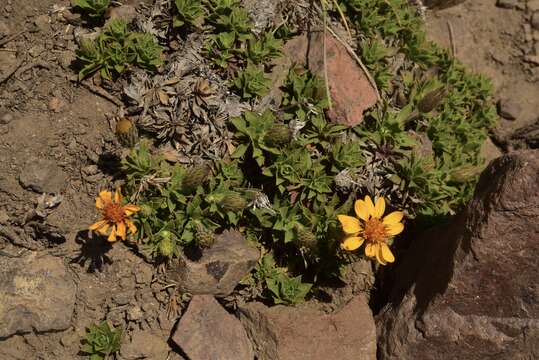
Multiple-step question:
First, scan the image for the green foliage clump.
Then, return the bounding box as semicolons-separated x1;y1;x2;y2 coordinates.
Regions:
76;20;163;80
231;63;271;100
253;255;312;305
80;322;122;360
72;0;110;19
117;0;498;305
173;0;205;29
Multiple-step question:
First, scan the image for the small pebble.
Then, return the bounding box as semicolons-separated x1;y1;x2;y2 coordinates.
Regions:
532;12;539;31
496;0;517;9
497;98;522;120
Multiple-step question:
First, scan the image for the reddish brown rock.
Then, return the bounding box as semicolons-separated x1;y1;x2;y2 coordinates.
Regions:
171;295;254;360
283;31;379;127
239;294;376;360
377;150;539;359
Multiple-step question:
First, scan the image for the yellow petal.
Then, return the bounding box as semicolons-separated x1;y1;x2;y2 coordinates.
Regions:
96;197;104;209
124;204;140;216
114;189;122;203
383;211;404;225
89;220;107;231
376;246;387;265
341;236;364;251
373;197;385;219
386;222;404;236
108;225;117;242
337;215;362;234
365;243;377;258
354;200;370;221
380;243;395;263
97;223;110;235
117;222;127;240
364;195;376;219
99;191;112;203
126;219;137;234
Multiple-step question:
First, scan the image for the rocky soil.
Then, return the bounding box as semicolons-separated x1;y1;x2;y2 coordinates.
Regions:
0;0;537;359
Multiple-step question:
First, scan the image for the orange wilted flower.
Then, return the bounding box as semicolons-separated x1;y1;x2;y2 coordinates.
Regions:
89;189;140;242
337;195;404;265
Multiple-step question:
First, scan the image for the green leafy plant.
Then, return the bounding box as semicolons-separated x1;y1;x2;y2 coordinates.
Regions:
76;20;163;80
254;254;312;305
81;322;122;360
231;63;271;100
245;32;283;64
72;0;110;19
173;0;205;28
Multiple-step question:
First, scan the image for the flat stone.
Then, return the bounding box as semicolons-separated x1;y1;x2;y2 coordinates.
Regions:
422;0;466;9
377;150;539;359
19;158;68;194
497;98;522;120
0;252;76;338
121;329;170;360
106;4;137;24
532;11;539;30
496;0;518;9
239;295;376;360
171;295;254;360
283;31;378;127
167;230;258;297
529;0;539;12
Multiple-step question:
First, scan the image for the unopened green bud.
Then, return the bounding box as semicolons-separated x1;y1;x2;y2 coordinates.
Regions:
220;191;248;212
295;225;317;251
418;87;448;113
195;224;215;248
182;164;210;193
265;124;291;147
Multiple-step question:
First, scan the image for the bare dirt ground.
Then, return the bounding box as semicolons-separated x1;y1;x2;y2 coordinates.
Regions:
0;0;537;359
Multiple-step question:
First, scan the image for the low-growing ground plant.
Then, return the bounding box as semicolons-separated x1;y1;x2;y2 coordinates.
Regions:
72;0;110;19
85;0;496;306
77;20;163;80
80;322;122;360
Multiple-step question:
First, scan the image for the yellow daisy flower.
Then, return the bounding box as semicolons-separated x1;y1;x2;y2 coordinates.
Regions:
89;189;140;242
337;195;404;265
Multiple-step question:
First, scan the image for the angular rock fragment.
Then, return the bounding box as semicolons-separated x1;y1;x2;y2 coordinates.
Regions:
121;329;170;360
171;295;254;360
239;295;376;360
377;150;539;359
0;252;76;338
167;230;258;297
283;31;379;127
19;158;68;194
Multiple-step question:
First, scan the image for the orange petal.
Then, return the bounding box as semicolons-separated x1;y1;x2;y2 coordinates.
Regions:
341;236;364;251
89;220;107;231
375;245;387;265
97;223;110;235
99;191;112;203
337;215;362;235
386;222;404;236
354;200;370;221
107;225;117;242
373;197;385;219
114;189;122;203
364;195;376;219
365;243;377;258
117;222;127;240
126;219;137;234
380;243;395;263
383;211;404;225
124;204;140;216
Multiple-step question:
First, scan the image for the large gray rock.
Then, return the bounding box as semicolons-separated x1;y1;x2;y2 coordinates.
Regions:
0;252;76;338
167;230;258;297
239;294;376;360
377;150;539;359
19;158;68;193
171;295;254;360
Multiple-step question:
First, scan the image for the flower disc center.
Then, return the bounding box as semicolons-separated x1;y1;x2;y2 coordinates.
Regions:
103;203;126;223
364;218;388;243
